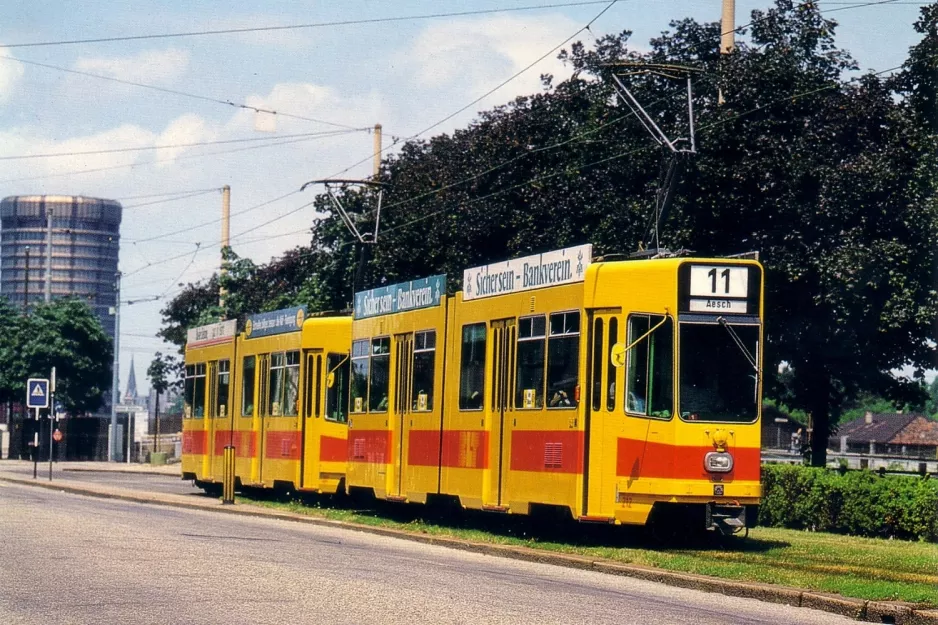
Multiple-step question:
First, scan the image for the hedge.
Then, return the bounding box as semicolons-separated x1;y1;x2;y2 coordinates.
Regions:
760;464;938;542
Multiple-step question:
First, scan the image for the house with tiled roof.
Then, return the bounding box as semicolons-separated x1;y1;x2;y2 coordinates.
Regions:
836;412;938;459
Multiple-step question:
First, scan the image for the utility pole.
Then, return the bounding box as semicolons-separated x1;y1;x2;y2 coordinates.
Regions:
721;0;735;54
219;185;230;308
23;246;30;314
109;270;121;461
373;124;382;178
719;0;735;105
44;204;52;303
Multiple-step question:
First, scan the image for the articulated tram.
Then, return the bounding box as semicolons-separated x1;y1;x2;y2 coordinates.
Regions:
182;245;763;532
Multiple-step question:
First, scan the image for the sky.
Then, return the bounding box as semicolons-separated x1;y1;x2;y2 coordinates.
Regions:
0;0;930;396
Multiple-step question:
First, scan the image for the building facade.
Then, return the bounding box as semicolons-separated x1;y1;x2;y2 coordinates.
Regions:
0;195;121;338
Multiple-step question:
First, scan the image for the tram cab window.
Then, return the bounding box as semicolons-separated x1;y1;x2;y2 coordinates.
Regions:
325;353;350;423
412;330;436;411
242;356;256;416
216;359;230;418
625;314;673;419
679;322;759;423
350;340;370;413
459;323;486;410
547;311;579;409
268;350;300;416
516;316;546;409
184;363;206;419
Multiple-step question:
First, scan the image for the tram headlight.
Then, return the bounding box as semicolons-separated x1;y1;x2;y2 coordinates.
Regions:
704;451;734;473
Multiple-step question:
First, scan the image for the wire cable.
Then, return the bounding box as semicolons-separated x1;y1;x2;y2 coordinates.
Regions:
0;129;358;161
327;0;622;180
0;55;369;131
1;2;616;49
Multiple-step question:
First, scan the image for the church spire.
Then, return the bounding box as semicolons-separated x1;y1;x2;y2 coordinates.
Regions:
124;356;139;405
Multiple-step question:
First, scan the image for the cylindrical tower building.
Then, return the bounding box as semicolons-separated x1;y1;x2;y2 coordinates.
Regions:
0;195;121;339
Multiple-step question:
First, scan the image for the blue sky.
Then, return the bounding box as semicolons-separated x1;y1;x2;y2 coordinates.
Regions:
0;0;929;394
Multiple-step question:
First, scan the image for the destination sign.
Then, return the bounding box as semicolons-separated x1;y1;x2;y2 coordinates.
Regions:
246;306;306;338
186;319;236;348
678;263;762;316
462;244;592;301
354;274;446;320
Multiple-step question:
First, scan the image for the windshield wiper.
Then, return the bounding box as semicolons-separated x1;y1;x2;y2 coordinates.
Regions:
716;316;758;374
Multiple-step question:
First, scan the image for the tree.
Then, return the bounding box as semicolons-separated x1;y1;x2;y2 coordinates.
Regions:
22;298;113;415
147;352;179;454
0;298;29;411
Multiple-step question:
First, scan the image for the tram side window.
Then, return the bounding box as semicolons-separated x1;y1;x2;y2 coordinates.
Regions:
459;323;486;410
325;353;350;423
283;351;300;416
184;363;206;418
242;356;256;416
547;311;579;409
267;351;300;416
591;318;604;412
216;359;230;418
369;337;391;412
412;330;436;411
350;340;369;413
516;316;546;409
607;318;618;411
625;315;674;419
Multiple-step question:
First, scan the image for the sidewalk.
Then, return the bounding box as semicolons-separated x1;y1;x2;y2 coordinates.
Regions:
1;458;180;476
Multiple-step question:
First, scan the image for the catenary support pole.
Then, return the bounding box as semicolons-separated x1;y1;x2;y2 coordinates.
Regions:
219;185;230;307
373;124;382;178
109;271;121;461
44;205;52;303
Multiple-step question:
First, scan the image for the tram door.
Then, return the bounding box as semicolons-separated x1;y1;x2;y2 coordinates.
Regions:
254;354;270;484
583;310;621;519
484;319;515;508
392;333;414;498
300;350;322;490
204;361;219;480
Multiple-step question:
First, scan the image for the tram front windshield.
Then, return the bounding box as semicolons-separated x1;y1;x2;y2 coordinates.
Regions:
679;321;759;423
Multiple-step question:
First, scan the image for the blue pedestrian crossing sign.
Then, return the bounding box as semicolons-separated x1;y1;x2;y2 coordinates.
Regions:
26;378;49;409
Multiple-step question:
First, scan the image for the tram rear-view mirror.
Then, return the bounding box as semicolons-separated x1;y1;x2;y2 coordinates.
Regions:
610;343;627;368
327;372;335;388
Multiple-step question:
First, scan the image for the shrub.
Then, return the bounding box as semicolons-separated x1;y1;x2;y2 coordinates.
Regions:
760;464;938;541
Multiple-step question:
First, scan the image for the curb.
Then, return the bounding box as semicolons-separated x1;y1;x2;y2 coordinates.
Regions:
61;467;179;477
2;474;935;624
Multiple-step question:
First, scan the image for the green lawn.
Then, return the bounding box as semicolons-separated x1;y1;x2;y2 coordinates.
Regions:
236;493;938;605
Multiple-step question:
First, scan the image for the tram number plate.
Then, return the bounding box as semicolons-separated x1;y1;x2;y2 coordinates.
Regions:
689;266;748;298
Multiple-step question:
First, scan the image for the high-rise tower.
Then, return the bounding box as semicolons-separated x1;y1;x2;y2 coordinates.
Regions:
0;195;121;339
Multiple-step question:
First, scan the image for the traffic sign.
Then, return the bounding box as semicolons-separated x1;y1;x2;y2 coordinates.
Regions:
26;378;49;409
52;429;63;443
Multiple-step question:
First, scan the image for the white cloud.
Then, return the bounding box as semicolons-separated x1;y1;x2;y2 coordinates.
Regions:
154;114;216;165
0;47;25;103
404;15;579;105
73;48;190;85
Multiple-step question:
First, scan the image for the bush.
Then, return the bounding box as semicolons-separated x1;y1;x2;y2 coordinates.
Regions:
760;464;938;541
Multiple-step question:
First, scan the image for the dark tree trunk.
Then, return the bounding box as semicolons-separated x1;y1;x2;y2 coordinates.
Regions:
807;368;832;468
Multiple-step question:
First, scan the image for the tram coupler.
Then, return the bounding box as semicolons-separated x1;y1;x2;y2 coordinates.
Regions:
705;502;746;535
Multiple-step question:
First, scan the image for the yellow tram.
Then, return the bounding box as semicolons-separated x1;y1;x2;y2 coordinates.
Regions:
182;309;351;495
346;245;763;530
182;245;763;532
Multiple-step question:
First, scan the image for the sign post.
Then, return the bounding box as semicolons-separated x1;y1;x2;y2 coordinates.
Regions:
26;378;49;480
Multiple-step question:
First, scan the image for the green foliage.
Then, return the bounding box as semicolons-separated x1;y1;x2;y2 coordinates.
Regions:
761;464;938;541
0;297;113;414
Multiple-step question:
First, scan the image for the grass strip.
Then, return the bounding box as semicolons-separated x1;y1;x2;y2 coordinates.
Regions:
236;492;938;605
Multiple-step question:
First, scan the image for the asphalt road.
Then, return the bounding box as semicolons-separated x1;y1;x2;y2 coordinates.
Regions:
0;480;854;625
